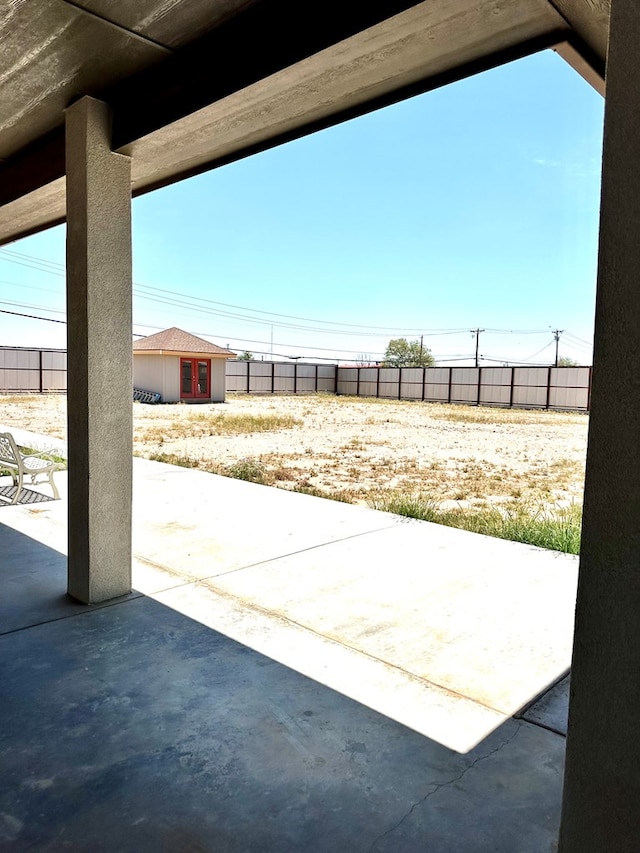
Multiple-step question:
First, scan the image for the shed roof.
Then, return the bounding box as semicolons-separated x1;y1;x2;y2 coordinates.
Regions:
133;327;235;356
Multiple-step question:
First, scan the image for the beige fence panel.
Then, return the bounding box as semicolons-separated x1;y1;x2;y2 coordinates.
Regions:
549;366;591;410
513;385;547;407
549;386;590;409
0;347;67;392
317;365;336;392
479;367;511;406
296;363;320;393
450;367;479;404
480;384;511;405
273;362;294;392
226;360;250;392
400;367;424;400
425;383;449;402
337;367;358;396
424;367;450;403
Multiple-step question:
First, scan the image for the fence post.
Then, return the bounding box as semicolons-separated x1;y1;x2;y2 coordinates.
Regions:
294;361;298;395
271;361;275;394
398;367;403;400
422;367;426;402
246;360;250;393
376;366;381;399
356;366;361;398
546;366;552;410
447;367;453;404
476;366;482;406
509;366;515;408
39;350;43;394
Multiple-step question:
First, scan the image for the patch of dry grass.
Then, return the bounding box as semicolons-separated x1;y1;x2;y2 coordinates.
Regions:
431;404;585;426
138;411;301;443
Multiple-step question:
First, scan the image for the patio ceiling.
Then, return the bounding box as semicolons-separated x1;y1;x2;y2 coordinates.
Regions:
0;0;609;245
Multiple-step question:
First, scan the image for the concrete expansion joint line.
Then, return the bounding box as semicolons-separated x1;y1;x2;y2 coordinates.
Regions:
180;522;401;582
197;582;503;715
132;522;399;594
366;724;522;852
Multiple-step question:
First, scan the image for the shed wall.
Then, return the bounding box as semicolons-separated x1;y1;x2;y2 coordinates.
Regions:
133;355;164;398
211;359;225;402
162;355;180;402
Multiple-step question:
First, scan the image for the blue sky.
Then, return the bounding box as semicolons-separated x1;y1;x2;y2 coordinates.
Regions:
0;48;603;365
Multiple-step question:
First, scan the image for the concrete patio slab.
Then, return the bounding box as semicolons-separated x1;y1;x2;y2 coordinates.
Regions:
151;579;507;755
521;674;570;735
0;594;566;853
203;521;577;715
0;455;577;757
130;458;401;587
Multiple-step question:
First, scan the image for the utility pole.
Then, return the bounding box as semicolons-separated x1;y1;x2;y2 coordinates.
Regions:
552;329;564;367
470;328;485;367
419;335;424;360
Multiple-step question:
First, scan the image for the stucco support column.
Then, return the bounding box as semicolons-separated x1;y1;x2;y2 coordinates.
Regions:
559;0;640;849
65;96;132;603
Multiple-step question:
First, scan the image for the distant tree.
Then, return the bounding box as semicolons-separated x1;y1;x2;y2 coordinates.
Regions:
237;350;254;361
557;356;579;367
381;338;435;368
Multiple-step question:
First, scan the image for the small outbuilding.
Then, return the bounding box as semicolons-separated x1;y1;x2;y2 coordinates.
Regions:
133;327;236;403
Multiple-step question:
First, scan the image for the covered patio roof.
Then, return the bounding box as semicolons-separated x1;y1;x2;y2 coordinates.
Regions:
0;0;607;244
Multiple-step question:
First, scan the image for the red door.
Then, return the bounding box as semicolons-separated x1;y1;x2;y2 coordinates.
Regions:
180;358;210;399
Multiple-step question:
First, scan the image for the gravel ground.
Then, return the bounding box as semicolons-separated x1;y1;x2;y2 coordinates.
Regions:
0;392;588;508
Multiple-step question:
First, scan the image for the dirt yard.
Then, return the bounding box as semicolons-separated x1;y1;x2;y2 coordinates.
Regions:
0;392;588;509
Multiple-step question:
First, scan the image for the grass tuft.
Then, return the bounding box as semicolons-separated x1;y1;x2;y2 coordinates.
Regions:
140;412;301;443
368;492;582;554
222;458;269;484
291;483;353;503
186;412;301;435
147;451;196;469
368;491;441;522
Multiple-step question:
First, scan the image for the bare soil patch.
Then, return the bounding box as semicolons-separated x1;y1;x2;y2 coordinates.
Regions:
0;392;588;509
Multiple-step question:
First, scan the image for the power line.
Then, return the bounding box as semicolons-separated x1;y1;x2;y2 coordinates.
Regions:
521;340;555;361
0;247;467;336
564;330;593;347
0;298;65;317
0;247;595;347
0;308;65;324
1;304;593;364
0;248;596;361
